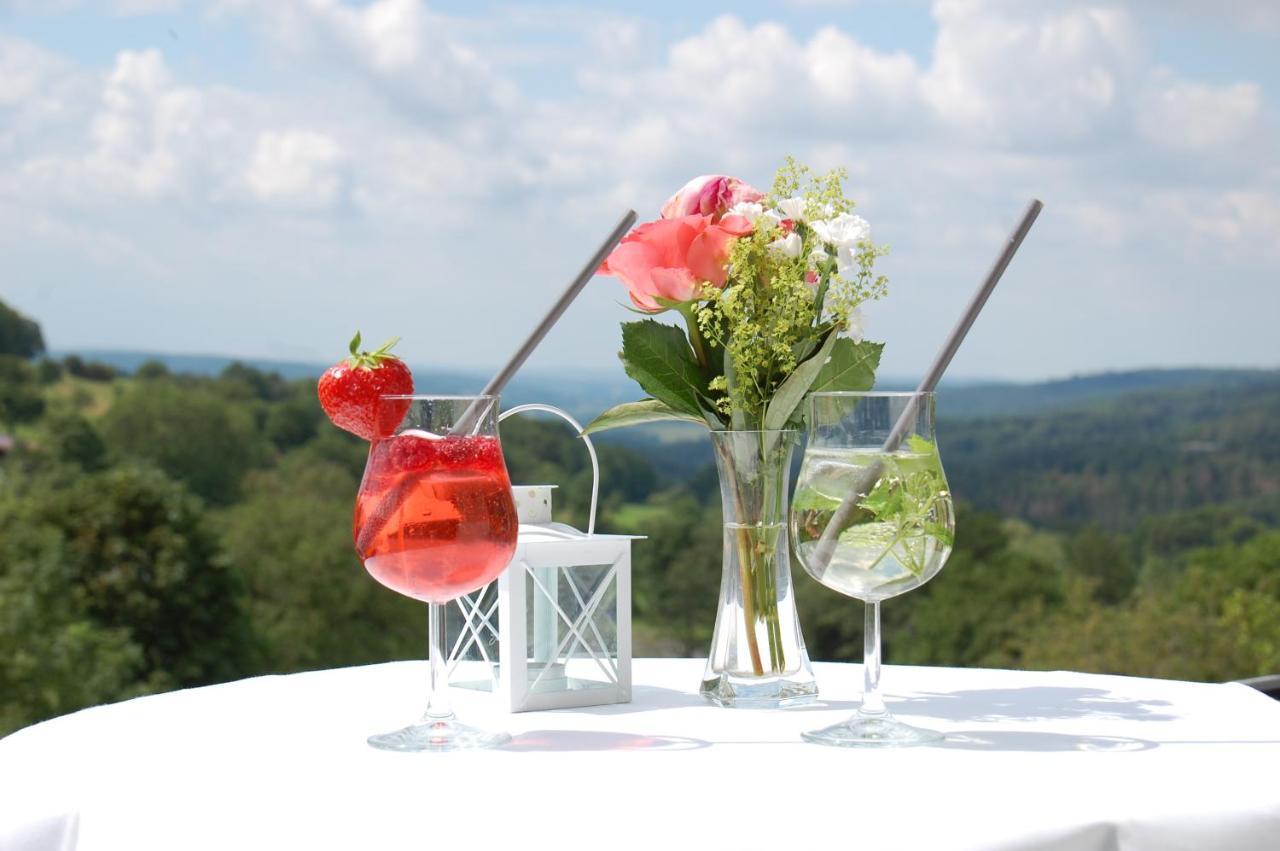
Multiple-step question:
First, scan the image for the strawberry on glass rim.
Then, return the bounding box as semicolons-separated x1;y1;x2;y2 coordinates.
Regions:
318;332;415;440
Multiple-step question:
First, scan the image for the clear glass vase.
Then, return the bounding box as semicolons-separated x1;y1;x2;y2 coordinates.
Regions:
700;430;818;708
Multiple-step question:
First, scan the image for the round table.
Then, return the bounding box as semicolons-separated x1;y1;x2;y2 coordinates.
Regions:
3;659;1279;850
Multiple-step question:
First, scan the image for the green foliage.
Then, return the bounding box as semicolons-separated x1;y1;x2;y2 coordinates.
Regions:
1018;532;1280;681
617;319;708;419
264;393;324;451
0;525;145;734
99;379;267;504
1064;527;1135;604
763;327;838;431
0;465;253;733
134;359;171;380
808;339;883;398
62;355;117;382
218;454;421;672
218;362;292;402
943;375;1280;529
0;299;44;358
0;355;45;426
621;493;722;654
3;309;1278;736
582;398;707;435
42;410;108;471
35;358;63;384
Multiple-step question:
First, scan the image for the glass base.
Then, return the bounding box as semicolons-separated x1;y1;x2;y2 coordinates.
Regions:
367;717;511;752
700;671;818;709
802;714;943;748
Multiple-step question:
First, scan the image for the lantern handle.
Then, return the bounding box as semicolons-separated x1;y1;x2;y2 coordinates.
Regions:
497;403;600;536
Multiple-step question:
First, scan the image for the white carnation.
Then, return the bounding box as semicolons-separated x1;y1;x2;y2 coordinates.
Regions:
811;213;870;248
727;201;782;231
767;232;803;259
777;196;807;222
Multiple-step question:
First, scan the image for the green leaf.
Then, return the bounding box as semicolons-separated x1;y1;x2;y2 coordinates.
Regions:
763;328;838;432
907;434;935;455
808;339;884;396
618;320;708;419
581;399;708;435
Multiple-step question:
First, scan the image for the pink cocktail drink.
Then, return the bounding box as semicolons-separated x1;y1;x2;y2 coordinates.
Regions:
355;432;518;603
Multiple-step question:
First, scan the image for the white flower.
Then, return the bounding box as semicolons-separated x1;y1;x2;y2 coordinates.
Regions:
767;232;803;259
808;246;830;266
835;244;861;280
727;201;782;231
777;196;807;222
810;212;870;248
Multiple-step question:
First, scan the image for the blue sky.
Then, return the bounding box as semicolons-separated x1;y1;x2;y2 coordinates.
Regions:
1;0;1277;381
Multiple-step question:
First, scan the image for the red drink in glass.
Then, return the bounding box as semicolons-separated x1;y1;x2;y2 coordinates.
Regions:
355;431;518;603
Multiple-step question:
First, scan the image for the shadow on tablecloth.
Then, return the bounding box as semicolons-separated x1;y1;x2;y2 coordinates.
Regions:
937;730;1158;752
890;686;1179;723
503;729;710;752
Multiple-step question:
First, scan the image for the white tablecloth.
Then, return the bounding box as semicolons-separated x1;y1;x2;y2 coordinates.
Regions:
2;659;1279;851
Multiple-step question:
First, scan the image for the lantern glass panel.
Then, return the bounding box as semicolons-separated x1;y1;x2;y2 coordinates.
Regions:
525;562;620;695
446;583;501;692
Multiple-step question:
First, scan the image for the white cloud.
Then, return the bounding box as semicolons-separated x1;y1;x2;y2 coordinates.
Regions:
86;49;204;197
1124;0;1280;33
922;1;1141;145
1137;78;1263;153
0;0;184;13
244;130;343;207
111;0;184;13
0;1;1276;378
225;0;516;116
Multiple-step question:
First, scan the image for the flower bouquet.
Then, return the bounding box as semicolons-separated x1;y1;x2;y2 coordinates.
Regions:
586;159;890;707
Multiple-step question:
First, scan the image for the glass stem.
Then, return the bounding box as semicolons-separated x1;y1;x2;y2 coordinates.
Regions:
860;601;886;717
425;602;454;722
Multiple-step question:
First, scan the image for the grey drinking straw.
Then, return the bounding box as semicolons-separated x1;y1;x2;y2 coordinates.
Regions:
808;199;1044;573
358;210;639;555
452;209;637;433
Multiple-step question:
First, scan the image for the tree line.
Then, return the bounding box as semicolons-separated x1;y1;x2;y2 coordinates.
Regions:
1;300;1277;735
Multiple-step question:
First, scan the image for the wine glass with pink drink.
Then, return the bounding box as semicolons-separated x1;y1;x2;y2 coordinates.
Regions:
354;394;519;751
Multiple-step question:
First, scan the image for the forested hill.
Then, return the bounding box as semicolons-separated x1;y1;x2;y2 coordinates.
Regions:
943;372;1280;530
53;348;1278;426
938;368;1280;419
4;332;1279;734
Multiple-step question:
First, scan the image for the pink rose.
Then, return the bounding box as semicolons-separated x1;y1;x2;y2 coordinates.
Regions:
599;214;754;311
660;174;764;222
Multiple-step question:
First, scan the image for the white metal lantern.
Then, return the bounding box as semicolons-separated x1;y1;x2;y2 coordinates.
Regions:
446;404;639;712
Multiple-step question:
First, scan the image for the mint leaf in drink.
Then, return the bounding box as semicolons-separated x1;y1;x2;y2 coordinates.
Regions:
907;434;935;455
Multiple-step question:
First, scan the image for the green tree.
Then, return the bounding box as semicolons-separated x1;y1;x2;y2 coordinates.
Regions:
0;299;44;358
1065;526;1135;604
43;410;108;471
0;355;45;427
35;358;63;384
264;393;323;451
218;453;421;671
0;466;253;731
1021;532;1280;681
621;492;722;654
0;525;145;735
99;380;267;504
796;507;1065;667
134;359;171;380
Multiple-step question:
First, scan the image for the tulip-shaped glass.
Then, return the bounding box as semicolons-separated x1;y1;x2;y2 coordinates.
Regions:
791;392;955;746
354;395;519;751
